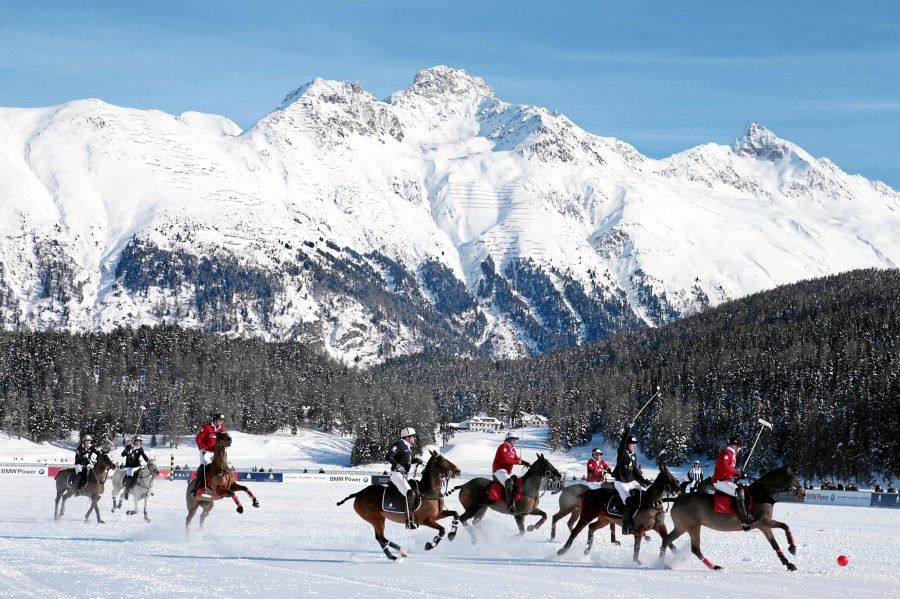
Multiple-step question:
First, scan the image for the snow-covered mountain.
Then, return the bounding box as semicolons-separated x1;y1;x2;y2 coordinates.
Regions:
1;66;898;363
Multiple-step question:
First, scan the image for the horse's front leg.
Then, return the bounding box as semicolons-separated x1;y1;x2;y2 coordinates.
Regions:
143;493;150;522
760;526;797;571
610;521;620;545
766;518;797;555
632;525;645;564
527;507;548;532
230;483;260;509
421;518;447;551
436;509;460;541
514;514;526;535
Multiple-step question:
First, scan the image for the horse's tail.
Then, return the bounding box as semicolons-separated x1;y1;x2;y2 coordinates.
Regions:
445;484;465;496
336;492;359;507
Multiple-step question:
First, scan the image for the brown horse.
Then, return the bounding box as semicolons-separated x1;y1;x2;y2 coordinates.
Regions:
660;466;805;571
550;483;618;544
185;432;260;530
556;464;681;564
336;450;462;560
54;452;117;523
450;453;562;541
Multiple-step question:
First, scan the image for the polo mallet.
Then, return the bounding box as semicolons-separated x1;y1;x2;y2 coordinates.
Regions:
632;386;663;423
133;405;146;440
742;418;773;472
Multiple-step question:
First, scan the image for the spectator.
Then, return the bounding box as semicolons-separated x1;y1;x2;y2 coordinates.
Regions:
318;468;325;474
268;468;273;473
888;484;897;494
252;466;257;472
303;468;308;473
874;484;883;493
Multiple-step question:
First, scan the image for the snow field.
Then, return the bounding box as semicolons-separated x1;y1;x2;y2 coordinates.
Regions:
1;475;897;598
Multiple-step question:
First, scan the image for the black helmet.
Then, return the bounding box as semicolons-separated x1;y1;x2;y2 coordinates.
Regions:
729;435;743;446
212;413;225;422
626;435;638;444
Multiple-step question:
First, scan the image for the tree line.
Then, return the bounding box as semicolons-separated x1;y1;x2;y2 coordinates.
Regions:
0;268;897;482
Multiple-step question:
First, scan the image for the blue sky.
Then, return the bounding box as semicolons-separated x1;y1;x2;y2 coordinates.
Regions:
1;1;898;186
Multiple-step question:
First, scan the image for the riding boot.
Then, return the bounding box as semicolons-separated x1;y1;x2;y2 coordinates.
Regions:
76;470;87;491
621;493;639;535
735;487;756;530
123;475;133;499
505;476;517;513
405;490;418;530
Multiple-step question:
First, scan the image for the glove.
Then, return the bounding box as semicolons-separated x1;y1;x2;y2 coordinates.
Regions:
521;460;532;468
627;421;635;429
413;457;424;465
395;466;406;474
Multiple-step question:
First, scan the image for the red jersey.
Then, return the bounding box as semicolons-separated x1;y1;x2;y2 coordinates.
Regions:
196;422;225;452
712;446;740;483
586;457;610;482
492;442;522;474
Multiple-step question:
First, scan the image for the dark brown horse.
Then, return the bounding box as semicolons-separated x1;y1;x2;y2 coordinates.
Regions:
450;453;562;541
185;432;260;531
54;452;117;523
660;466;805;571
336;450;462;560
556;464;681;564
550;483;618;544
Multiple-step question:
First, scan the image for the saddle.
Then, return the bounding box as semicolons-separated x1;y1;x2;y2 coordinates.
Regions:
713;491;753;514
487;478;523;503
605;493;625;517
381;480;422;514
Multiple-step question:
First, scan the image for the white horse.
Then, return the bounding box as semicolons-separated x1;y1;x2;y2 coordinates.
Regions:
111;459;160;522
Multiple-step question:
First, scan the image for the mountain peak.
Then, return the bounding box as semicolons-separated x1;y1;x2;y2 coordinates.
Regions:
279;77;370;109
404;66;495;100
732;122;799;161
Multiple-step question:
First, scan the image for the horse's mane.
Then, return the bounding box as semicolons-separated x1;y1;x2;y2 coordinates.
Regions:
749;465;796;496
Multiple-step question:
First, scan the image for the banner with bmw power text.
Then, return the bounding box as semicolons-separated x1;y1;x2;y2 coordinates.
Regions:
0;466;48;476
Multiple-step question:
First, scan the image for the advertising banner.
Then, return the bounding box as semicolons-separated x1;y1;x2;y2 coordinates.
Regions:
870;492;900;509
802;489;872;507
0;465;48;476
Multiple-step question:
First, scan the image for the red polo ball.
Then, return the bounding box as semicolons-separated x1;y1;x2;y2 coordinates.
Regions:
837;555;849;567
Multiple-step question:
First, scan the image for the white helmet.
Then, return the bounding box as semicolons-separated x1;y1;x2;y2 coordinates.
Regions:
400;427;417;438
81;434;93;443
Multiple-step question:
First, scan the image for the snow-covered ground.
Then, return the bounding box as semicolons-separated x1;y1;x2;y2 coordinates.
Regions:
1;427;897;597
2;475;897;598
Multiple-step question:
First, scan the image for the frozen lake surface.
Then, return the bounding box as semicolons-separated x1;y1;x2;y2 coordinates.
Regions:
1;475;897;598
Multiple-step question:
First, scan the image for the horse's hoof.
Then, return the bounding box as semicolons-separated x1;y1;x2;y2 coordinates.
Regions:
236;506;244;514
144;518;151;523
556;547;568;556
399;548;408;558
612;540;621;546
713;565;723;571
789;546;797;556
448;532;456;541
252;500;260;508
634;559;643;565
98;520;105;524
583;547;591;556
425;542;434;551
527;525;535;532
787;563;797;571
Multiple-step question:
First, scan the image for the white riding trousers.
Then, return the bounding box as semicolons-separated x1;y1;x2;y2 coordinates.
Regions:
614;480;643;503
389;471;411;495
713;480;737;496
493;469;511;485
199;450;210;466
125;466;142;476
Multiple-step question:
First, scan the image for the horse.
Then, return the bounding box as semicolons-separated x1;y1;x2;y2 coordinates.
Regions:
660;465;805;571
111;459;161;522
556;462;681;564
450;453;563;541
550;482;618;544
185;432;260;531
53;452;117;523
336;450;462;560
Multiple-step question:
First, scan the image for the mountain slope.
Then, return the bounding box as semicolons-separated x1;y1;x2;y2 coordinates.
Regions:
1;66;898;362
